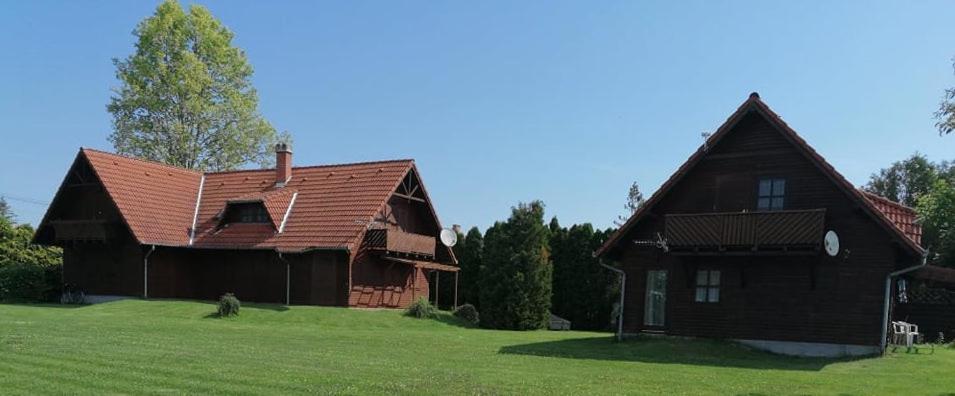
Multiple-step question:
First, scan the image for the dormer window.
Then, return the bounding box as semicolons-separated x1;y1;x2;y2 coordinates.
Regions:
223;203;270;224
757;178;786;211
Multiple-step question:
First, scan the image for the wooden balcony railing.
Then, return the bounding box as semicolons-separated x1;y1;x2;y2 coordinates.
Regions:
50;219;117;242
664;209;825;252
364;228;436;257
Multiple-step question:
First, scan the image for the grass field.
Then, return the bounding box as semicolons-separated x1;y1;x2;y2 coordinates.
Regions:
0;300;953;395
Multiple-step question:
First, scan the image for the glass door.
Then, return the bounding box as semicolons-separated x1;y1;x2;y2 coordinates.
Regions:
644;270;667;327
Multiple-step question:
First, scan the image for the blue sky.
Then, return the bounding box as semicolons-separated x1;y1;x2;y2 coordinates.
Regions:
2;1;955;231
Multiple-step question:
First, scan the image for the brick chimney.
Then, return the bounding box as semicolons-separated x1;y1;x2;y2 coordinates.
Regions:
275;143;292;187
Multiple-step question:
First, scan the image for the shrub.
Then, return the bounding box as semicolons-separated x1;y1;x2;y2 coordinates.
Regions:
405;297;436;318
0;263;61;302
217;293;240;317
453;303;480;325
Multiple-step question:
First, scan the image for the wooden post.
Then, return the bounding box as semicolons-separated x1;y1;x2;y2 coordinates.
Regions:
454;271;459;309
411;266;417;302
435;271;440;308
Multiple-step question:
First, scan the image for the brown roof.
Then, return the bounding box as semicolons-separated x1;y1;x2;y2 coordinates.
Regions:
52;148;433;253
597;93;925;258
860;191;922;246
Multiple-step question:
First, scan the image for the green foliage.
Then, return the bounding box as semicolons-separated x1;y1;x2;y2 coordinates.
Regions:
108;0;287;171
0;197;11;221
479;201;552;330
616;181;645;226
864;153;943;207
458;227;484;309
917;179;955;267
0;216;62;270
217;293;241;317
452;303;480;325
405;297;436;319
550;220;619;330
0;263;61;302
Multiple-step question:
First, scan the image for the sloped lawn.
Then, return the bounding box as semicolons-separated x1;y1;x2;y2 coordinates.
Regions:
0;300;952;395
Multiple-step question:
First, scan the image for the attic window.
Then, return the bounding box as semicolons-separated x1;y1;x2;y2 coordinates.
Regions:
223;203;270;224
757;178;786;211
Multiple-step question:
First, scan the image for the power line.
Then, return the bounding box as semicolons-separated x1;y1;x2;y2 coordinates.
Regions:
0;194;50;206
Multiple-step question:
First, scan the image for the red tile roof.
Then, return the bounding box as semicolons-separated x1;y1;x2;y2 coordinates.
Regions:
597;93;926;257
69;148;422;253
861;191;922;246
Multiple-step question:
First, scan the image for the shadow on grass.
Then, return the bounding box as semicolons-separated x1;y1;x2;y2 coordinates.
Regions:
0;302;90;309
498;336;870;371
430;312;477;328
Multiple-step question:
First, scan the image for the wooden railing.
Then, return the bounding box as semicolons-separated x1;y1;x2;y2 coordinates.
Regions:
364;228;436;257
664;209;825;251
50;219;116;242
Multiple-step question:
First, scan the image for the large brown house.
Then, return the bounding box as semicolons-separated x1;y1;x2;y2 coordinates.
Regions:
597;93;925;356
34;145;458;308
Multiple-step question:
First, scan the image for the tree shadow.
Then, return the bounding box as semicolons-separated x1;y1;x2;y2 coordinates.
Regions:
0;302;90;309
429;311;477;328
498;336;871;371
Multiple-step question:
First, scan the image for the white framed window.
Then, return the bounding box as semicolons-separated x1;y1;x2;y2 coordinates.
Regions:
695;270;720;303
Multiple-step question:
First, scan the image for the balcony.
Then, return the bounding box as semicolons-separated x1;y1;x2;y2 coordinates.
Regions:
50;219;118;242
664;209;825;254
364;228;436;257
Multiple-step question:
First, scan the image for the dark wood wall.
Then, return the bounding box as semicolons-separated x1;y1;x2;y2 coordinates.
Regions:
613;111;916;346
348;250;428;308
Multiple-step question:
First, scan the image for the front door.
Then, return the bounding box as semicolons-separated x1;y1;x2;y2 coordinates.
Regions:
644;270;667;327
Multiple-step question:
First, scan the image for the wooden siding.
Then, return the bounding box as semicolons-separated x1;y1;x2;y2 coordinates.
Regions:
613;111;916;346
364;228;437;257
348;250;428;308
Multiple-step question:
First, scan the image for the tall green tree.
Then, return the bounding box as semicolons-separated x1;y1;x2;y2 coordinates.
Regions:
550;220;618;330
479;201;552;330
108;0;286;171
458;227;484;309
864;153;940;207
0;197;11;222
615;181;645;226
917;179;955;268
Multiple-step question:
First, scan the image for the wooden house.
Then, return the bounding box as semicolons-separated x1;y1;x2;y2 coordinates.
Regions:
597;93;925;356
33;144;458;308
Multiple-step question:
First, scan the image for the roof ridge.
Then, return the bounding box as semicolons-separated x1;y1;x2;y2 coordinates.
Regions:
81;147;202;175
205;158;416;176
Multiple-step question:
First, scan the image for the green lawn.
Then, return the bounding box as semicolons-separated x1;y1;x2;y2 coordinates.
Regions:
0;300;952;395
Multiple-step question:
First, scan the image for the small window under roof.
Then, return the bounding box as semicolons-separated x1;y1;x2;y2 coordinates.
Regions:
222;202;270;224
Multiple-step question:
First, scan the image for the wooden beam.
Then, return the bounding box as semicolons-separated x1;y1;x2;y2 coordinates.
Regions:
393;192;426;203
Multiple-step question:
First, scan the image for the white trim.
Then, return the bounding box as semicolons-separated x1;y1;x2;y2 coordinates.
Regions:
188;175;205;245
278;192;298;233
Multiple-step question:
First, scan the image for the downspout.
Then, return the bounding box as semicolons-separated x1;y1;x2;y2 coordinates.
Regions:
880;253;927;353
600;262;626;342
143;245;156;299
278;252;290;306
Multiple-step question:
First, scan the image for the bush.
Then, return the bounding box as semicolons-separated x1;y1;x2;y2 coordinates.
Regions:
453;303;480;325
405;297;436;318
0;263;61;302
217;293;240;317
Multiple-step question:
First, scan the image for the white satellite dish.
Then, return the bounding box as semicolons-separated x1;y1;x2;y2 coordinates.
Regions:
440;228;458;247
824;230;840;257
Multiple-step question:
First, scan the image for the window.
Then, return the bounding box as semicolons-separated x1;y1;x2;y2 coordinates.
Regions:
695;270;720;303
223;203;270;224
757;178;786;211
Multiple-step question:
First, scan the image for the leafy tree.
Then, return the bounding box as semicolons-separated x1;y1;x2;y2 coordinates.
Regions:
550;220;619;330
108;0;286;171
917;179;955;267
457;227;484;309
0;215;61;269
864;153;940;207
479;201;552;330
936;57;955;135
0;197;10;222
615;181;645;226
